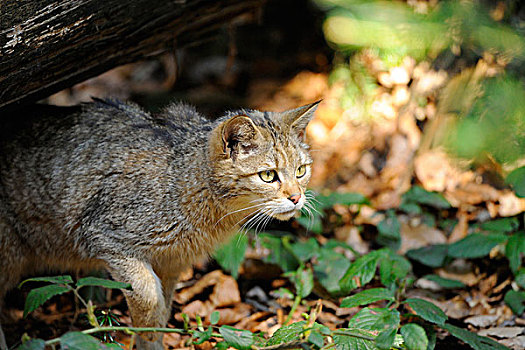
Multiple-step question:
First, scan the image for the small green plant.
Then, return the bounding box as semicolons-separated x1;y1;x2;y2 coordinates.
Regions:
18;188;522;349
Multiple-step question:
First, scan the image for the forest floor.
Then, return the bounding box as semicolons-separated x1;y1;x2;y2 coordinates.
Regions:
3;1;524;349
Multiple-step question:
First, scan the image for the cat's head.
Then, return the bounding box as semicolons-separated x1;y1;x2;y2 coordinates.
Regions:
209;101;319;228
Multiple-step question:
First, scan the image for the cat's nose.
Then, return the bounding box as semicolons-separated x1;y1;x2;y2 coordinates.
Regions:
288;193;301;205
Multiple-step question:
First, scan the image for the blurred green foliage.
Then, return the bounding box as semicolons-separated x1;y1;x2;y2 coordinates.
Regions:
314;0;525;166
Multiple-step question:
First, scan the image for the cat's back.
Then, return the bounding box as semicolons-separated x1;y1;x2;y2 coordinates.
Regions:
0;101;207;243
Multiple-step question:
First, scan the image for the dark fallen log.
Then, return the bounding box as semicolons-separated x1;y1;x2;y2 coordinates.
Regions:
0;0;265;112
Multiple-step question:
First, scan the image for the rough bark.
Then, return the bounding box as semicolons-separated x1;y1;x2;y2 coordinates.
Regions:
0;0;265;112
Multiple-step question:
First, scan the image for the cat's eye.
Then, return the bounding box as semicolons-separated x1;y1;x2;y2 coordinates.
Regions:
296;165;307;178
259;170;278;183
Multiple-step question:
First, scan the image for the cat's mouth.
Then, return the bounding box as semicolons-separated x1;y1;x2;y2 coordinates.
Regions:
272;208;298;221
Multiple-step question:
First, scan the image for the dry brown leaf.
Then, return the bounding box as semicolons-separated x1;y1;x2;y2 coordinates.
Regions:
209;274;241;308
464;315;499;328
398;221;447;254
498;191;525;217
499;336;525;350
449;211;469;243
234;311;271;330
478;327;525;338
175;270;224;304
415;150;468;193
334;225;369;256
436;260;479;287
162;332;183;348
215;304;252;325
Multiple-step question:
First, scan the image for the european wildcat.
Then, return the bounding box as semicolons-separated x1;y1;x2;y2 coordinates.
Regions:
0;100;318;349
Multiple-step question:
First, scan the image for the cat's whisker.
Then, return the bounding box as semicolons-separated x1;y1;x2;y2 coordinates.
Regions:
253;207;274;235
259;208;276;234
238;206;268;234
214;202;267;226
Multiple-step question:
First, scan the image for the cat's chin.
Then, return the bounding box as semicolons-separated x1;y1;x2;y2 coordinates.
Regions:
272;210;297;221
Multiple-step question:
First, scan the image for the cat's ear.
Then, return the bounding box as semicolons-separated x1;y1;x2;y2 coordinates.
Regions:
221;115;261;159
281;101;320;141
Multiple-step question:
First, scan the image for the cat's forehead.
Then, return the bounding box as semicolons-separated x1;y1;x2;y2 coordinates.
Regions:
254;122;310;168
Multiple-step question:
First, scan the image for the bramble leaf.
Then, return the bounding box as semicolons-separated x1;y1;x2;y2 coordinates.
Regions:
404;298;447;325
76;277;131;290
448;233;507;259
401;323;428;350
314;248;351;294
214;232;248;279
24;284;71;318
504;290;525;315
505;232;525;273
219;326;254;350
19;275;73;288
16;339;46;350
406;245;448;268
506;166;525;197
402;186;451;209
340;250;386;293
60;331;107;349
266;321;306;345
441;323;510;350
421;274;466;289
340;288;395;308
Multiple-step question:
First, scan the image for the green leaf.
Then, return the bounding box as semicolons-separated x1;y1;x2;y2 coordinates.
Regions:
515;268;525;289
505;232;525;273
379;252;411;288
340;250;386;293
406;245;448;268
308;330;325;348
291;266;314;298
375;328;397;350
76;277;131;290
193;327;213;345
60;331;107;349
313;248;351;294
504;290;525;315
213;232;248;279
273;287;294;299
506;166;525;197
215;342;229;350
373;309;400;350
290;238;319;261
210;311;220;325
317;192;370;208
441;323;510;350
219;326;254;350
404;298;447;326
422;274;466;289
348;308;391;329
402;186;451;209
19;275;73;288
333;328;379;350
401;324;428;350
24;284;71;317
422;324;437;350
377;211;401;250
372;309;400;332
448;233;507;259
399;201;422;215
266;321;306;345
260;234;299;272
16;339;46;350
296;213;323;234
481;218;520;233
341;288;395;308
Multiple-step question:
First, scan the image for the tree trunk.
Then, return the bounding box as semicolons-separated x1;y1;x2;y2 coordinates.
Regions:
0;0;265;112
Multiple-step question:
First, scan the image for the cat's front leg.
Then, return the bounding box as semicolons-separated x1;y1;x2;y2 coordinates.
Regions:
106;258;168;350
